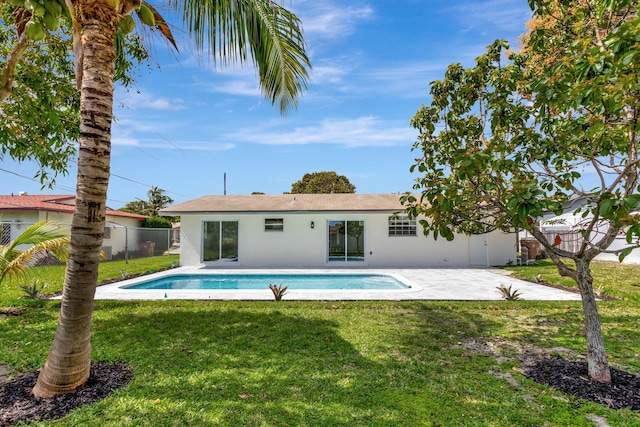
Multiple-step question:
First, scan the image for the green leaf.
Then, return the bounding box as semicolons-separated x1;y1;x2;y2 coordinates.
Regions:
619;247;633;262
600;198;615;217
517;204;528;220
623;194;640;209
621;50;636;66
506;198;519;210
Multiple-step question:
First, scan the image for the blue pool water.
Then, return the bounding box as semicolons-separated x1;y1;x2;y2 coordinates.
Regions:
121;274;410;290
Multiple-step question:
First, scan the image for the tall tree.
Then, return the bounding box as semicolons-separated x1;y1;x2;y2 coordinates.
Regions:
403;1;639;382
0;0;312;398
290;171;356;194
118;186;173;216
118;199;149;216
147;186;173;217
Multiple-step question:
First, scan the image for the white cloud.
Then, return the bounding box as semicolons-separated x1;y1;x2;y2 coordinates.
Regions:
116;91;186;111
311;62;353;85
204;78;261;97
111;136;140;147
296;2;374;39
450;0;532;33
226;116;417;148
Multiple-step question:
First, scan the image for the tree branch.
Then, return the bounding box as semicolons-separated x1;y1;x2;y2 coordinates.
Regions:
0;35;29;104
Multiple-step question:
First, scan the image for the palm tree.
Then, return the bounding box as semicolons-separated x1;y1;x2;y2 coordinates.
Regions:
32;0;310;397
147;186;174;217
0;221;70;285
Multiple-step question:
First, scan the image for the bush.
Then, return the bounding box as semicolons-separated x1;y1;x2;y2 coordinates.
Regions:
143;217;172;228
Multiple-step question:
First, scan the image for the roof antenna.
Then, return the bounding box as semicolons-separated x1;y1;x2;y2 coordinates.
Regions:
224;172;227;195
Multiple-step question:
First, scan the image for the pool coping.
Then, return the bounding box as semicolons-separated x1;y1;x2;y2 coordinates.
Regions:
90;266;582;301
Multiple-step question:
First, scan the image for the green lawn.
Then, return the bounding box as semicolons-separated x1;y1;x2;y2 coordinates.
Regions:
1;258;639;426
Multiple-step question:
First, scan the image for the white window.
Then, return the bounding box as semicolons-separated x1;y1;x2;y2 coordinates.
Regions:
388;216;416;236
265;218;284;231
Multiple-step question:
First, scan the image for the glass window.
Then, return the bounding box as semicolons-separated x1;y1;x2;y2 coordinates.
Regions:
203;221;238;262
388;215;416;236
328;220;364;262
265;218;284;231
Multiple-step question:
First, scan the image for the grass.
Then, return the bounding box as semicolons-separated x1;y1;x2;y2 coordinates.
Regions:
0;255;179;303
1;258;639;426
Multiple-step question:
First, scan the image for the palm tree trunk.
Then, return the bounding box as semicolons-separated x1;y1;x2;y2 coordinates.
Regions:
575;259;611;382
33;7;116;398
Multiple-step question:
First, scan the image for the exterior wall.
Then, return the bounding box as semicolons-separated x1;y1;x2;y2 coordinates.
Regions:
487;231;519;266
1;211;40;224
595;235;640;264
37;211;72;223
178;212;517;268
0;212;41;249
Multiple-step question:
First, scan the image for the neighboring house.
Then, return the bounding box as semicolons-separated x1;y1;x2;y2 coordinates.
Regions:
160;194;517;268
0;193;147;259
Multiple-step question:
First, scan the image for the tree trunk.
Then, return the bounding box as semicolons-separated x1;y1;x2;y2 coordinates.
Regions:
575;259;611;383
33;7;116;398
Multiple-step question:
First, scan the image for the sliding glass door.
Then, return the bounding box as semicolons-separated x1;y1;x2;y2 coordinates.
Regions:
203;221;238;262
327;220;364;262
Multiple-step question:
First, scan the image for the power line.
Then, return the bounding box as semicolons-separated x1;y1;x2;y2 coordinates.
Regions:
67;159;189;198
1;163;190;203
0;167;76;193
0;167;129;204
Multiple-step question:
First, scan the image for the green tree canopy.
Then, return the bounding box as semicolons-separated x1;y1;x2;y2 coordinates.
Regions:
403;0;640;382
290;171;356;194
0;5;148;186
119;186;174;217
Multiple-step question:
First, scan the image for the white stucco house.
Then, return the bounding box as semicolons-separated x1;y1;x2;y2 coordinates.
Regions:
160;194;517;268
0;193;147;259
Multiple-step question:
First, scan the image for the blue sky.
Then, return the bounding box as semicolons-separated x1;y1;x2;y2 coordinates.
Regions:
2;0;533;209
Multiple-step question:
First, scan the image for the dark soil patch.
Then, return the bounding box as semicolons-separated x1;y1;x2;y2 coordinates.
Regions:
0;308;25;318
525;357;640;410
523;277;616;301
0;361;132;426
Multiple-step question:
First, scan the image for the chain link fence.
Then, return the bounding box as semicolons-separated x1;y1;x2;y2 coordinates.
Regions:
1;221;179;265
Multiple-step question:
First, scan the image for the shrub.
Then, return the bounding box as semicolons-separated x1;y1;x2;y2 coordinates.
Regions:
143;217;173;228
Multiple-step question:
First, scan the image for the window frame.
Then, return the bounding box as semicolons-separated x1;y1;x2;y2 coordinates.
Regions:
264;218;284;232
327;219;365;262
388;215;417;237
202;220;239;262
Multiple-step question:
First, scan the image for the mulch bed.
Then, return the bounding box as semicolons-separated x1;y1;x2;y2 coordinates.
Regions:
524;357;640;410
0;361;132;426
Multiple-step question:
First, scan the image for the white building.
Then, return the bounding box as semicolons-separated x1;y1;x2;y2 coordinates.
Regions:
161;194;517;268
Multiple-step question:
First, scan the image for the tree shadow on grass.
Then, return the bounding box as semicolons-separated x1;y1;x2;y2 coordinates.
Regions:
87;300;529;426
87;302;402;425
3;300;638;425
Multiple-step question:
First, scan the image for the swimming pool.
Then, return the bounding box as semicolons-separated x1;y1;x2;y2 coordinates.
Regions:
120;273;411;290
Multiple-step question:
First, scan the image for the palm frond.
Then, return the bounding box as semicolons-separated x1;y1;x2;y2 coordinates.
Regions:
142;1;179;50
0;221;69;284
172;0;311;115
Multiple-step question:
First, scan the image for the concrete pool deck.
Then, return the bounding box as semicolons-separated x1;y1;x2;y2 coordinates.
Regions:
92;267;582;301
